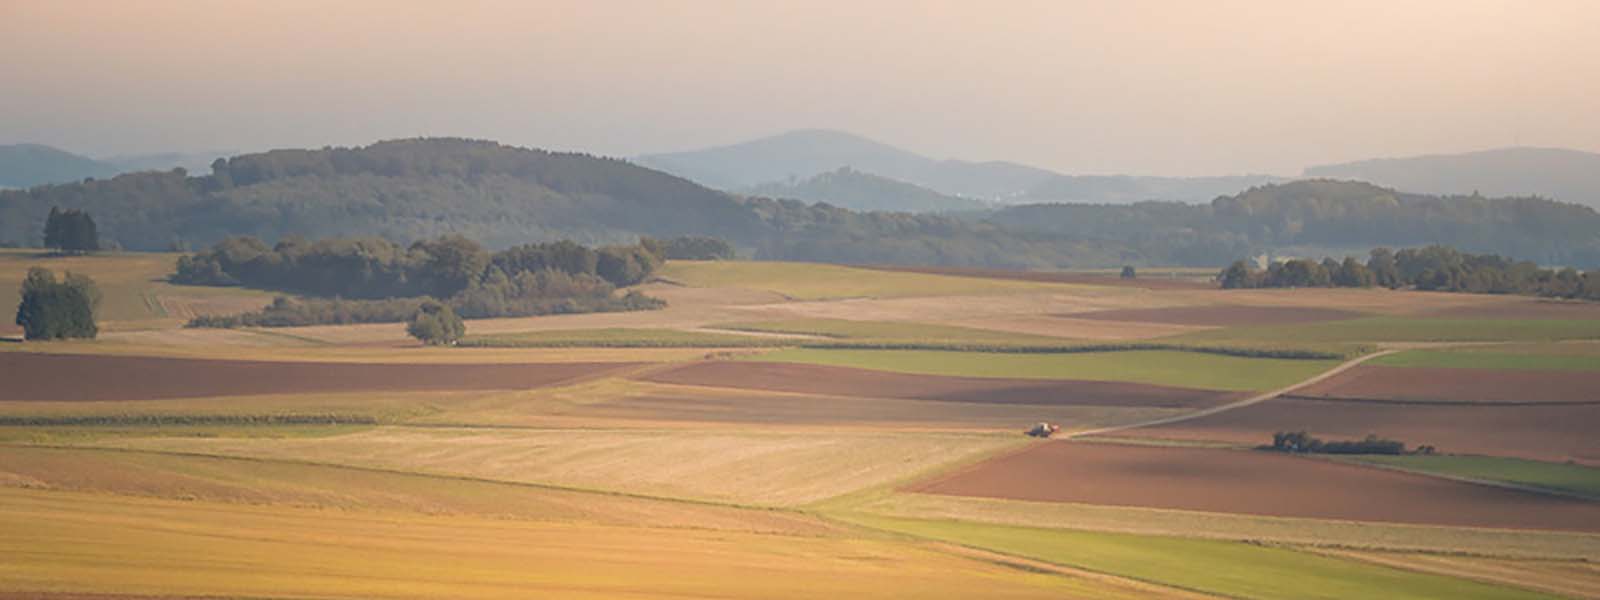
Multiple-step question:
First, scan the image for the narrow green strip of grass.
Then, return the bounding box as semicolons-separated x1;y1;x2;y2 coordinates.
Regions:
742;348;1340;391
1345;455;1600;498
461;328;784;348
845;515;1556;600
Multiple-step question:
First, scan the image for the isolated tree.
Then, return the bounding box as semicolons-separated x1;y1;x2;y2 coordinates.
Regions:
1120;265;1137;279
43;207;100;254
1218;260;1256;289
15;267;99;340
406;300;464;345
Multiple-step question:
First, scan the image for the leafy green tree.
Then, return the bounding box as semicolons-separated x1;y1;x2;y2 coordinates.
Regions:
1120;265;1137;279
406;300;464;345
14;267;99;340
43;207;100;253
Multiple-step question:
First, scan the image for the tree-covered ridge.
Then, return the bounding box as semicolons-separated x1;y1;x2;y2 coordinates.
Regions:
4;139;1598;270
991;180;1600;268
744;167;986;213
1219;245;1600;300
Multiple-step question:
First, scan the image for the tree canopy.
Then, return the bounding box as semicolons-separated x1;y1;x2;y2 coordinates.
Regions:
15;267;100;340
43;207;99;253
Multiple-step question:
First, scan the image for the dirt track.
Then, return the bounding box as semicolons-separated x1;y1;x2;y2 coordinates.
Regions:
911;441;1600;532
1297;365;1600;404
0;352;640;402
1126;396;1600;465
1068;305;1361;326
643;361;1242;408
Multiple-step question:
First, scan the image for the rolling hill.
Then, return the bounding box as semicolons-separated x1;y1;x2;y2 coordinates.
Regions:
1305;147;1600;209
745;167;987;213
0;144;122;189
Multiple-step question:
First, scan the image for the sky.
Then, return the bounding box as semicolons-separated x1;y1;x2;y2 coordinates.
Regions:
2;0;1597;176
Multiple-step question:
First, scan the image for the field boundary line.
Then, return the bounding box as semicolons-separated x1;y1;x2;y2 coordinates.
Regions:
1315;454;1600;504
1065;349;1401;439
1279;393;1600;407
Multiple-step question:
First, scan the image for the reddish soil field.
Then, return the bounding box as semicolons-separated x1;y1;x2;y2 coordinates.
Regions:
1068;305;1361;326
1423;300;1600;319
643;361;1241;409
911;441;1600;532
1297;365;1600;404
859;265;1211;290
0;353;640;402
1125;396;1600;465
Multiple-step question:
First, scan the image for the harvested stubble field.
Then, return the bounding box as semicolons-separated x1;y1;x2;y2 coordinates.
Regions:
426;377;1187;431
644;361;1244;408
844;515;1555;600
0;352;641;402
0;250;274;331
659;260;1100;300
844;492;1600;559
1172;316;1600;344
1121;395;1600;465
1294;365;1600;404
0;487;1120;600
86;427;1025;507
909;441;1600;532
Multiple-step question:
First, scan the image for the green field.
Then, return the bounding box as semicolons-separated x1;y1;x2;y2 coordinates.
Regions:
742;348;1340;391
846;516;1555;600
659;260;1098;300
719;318;1068;343
1371;348;1600;371
1345;455;1600;498
462;327;785;348
1172;317;1600;345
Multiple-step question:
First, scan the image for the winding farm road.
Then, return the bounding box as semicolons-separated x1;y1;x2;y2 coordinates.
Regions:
1066;349;1401;439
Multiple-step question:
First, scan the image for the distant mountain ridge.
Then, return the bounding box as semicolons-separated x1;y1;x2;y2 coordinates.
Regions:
638;129;1283;209
0;143;228;189
0;144;121;188
1305;147;1600;209
744;167;986;213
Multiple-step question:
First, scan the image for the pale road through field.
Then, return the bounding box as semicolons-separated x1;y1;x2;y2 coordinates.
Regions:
1066;349;1402;439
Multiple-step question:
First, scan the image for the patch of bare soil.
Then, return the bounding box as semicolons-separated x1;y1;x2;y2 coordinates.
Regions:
910;441;1600;532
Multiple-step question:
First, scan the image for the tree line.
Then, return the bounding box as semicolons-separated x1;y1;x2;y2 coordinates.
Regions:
1219;245;1600;300
1264;431;1434;456
179;233;693;328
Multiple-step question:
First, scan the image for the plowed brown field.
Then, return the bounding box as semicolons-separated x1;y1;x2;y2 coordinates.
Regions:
1069;305;1361;326
643;361;1242;408
1125;396;1600;464
0;352;640;402
1296;365;1600;404
910;441;1600;532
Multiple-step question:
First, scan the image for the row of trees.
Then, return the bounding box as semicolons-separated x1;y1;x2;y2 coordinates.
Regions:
1264;431;1433;456
14;267;99;340
1219;245;1600;300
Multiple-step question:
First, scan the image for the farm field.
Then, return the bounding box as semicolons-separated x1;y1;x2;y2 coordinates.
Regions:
1170;315;1600;344
843;516;1555;600
0;249;273;333
3;252;1599;598
738;348;1340;391
1293;364;1600;404
909;441;1600;532
1;487;1124;600
1344;455;1600;499
1119;395;1600;464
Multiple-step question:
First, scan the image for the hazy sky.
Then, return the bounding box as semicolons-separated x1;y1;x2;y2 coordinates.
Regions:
2;0;1596;175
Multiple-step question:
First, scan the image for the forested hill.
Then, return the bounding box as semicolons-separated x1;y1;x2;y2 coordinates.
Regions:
989;180;1600;268
1305;147;1600;210
3;140;1598;270
744;167;986;213
0;144;122;189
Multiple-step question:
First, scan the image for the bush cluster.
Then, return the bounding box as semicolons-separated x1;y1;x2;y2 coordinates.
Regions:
1264;431;1431;455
